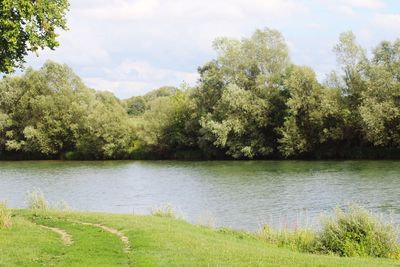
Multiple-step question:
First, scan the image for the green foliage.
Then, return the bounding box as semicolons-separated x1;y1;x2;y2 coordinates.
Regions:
260;206;399;259
200;84;271;158
318;206;399;258
125;96;146;116
279;66;346;157
0;61;135;159
212;28;289;91
132;87;198;157
1;28;400;160
197;28;291;158
75;91;135;159
124;87;179;117
0;202;12;229
0;0;69;73
359;40;400;147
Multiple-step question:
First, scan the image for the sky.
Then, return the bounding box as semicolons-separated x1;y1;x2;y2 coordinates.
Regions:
24;0;400;99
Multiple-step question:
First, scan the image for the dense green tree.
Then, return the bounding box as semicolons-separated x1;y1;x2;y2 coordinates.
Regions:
331;31;368;147
197;28;291;158
1;29;399;160
200;84;271;158
193;61;225;114
125;96;146;116
143;86;178;101
0;61;134;159
133;88;197;157
212;28;289;91
124;86;179;117
0;0;69;73
359;40;400;147
279;66;346;157
0;62;87;155
330;34;400;151
75;91;135;159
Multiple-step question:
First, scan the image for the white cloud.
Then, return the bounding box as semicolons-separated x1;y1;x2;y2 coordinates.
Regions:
329;0;384;17
84;78;149;97
373;13;400;31
77;0;161;21
41;0;307;99
77;0;307;21
83;61;199;98
358;28;373;43
23;0;400;99
345;0;384;9
337;5;355;16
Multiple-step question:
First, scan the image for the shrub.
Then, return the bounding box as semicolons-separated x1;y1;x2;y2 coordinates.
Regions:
260;206;399;259
0;202;12;229
27;189;49;211
151;204;177;218
317;205;399;258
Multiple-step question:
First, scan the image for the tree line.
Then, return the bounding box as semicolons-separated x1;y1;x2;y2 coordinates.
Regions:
0;28;399;160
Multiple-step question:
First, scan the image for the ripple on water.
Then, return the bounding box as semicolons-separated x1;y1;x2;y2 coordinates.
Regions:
0;160;399;231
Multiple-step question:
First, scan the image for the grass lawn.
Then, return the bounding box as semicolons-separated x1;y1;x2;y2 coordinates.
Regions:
0;209;399;267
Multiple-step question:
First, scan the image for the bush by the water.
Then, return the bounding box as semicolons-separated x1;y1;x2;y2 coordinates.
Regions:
151;204;178;218
318;206;399;258
260;206;399;259
27;190;49;211
0;202;12;229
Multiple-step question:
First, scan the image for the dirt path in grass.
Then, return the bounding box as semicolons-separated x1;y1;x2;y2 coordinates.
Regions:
73;221;131;253
39;225;73;246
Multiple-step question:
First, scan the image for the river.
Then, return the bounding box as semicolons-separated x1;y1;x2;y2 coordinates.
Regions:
1;160;399;231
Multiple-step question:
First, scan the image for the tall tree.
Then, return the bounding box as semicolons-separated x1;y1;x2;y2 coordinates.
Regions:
359;40;400;147
279;66;346;157
0;61;135;159
332;31;368;147
197;28;291;158
0;0;69;73
200;84;270;158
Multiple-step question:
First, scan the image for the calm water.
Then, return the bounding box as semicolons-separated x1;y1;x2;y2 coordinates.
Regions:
0;160;399;231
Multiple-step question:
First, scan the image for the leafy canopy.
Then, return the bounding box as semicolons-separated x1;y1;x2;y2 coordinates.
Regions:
0;0;69;73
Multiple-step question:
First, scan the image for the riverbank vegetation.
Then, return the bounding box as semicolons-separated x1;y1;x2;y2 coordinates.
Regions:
1;206;399;266
0;202;12;229
261;206;399;259
0;28;399;160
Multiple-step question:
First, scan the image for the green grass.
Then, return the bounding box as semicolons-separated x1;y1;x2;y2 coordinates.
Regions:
1;210;399;267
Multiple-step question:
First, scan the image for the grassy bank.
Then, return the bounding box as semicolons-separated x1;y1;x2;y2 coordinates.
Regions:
0;209;399;266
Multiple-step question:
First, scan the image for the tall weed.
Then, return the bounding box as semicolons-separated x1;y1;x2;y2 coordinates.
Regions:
151;204;178;219
26;189;49;210
0;202;12;229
